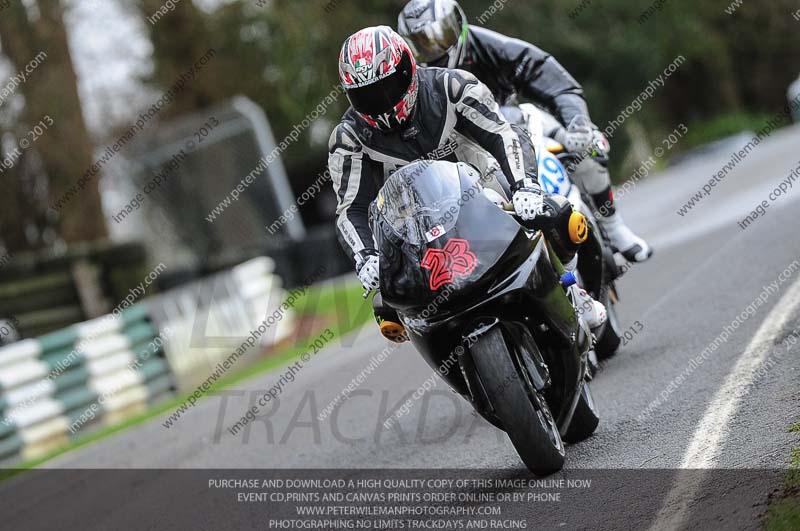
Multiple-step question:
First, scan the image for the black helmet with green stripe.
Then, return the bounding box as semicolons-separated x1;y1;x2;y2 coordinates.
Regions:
398;0;468;69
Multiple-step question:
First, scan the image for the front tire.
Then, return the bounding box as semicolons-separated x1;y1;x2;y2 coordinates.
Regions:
562;384;600;443
470;327;565;475
595;289;621;360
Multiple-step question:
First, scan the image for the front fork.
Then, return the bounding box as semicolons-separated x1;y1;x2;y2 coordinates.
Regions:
461;316;590;437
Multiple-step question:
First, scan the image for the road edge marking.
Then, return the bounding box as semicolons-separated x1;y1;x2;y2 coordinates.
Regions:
648;275;800;530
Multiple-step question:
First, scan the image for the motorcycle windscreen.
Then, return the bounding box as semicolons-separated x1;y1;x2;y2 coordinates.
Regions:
371;161;522;312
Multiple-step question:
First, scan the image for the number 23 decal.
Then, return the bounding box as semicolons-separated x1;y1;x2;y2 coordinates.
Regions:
421;238;478;290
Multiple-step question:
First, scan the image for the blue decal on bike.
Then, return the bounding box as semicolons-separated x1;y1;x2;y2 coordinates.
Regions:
539;152;568;195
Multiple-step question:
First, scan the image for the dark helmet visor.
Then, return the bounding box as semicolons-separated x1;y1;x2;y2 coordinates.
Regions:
403;10;462;64
346;52;414;116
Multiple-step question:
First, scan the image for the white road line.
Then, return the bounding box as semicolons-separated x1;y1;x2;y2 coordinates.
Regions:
648;275;800;530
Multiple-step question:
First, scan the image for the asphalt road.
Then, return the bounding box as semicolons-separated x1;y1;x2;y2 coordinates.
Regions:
7;125;800;530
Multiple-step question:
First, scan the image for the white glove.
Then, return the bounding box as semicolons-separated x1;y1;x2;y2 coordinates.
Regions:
554;126;594;153
511;179;544;221
356;252;380;291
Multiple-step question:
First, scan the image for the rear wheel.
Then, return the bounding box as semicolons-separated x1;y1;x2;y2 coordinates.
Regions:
562;384;600;443
470;327;565;475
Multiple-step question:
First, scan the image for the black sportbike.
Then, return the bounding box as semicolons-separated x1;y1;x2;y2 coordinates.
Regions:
370;160;603;475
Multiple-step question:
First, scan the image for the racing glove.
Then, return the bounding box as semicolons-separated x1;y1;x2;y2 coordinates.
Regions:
355;249;380;291
511;178;544;221
554;124;594;153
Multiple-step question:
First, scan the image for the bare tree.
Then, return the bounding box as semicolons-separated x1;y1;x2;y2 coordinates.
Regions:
0;0;106;250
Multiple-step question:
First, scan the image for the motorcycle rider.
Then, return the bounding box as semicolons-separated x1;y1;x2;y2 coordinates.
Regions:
329;26;607;329
397;0;653;263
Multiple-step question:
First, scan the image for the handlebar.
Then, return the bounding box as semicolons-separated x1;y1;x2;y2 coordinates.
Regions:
502;201;557;232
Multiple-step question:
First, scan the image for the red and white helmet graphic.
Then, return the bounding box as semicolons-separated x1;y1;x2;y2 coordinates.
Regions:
339;26;418;131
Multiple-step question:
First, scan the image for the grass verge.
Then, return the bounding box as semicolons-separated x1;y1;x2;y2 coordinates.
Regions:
763;422;800;530
0;278;372;481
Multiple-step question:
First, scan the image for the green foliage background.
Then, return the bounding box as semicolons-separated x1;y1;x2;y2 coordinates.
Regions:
2;0;799;250
137;0;800;179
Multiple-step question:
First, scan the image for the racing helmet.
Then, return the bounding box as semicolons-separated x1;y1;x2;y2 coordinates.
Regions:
339;26;419;132
397;0;468;69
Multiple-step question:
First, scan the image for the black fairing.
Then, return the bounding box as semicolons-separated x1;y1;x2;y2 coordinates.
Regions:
369;160;589;433
373;162;525;313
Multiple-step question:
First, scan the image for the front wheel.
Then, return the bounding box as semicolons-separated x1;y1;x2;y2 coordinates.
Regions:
562;384;600;443
595;289;621;360
470;327;565;475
